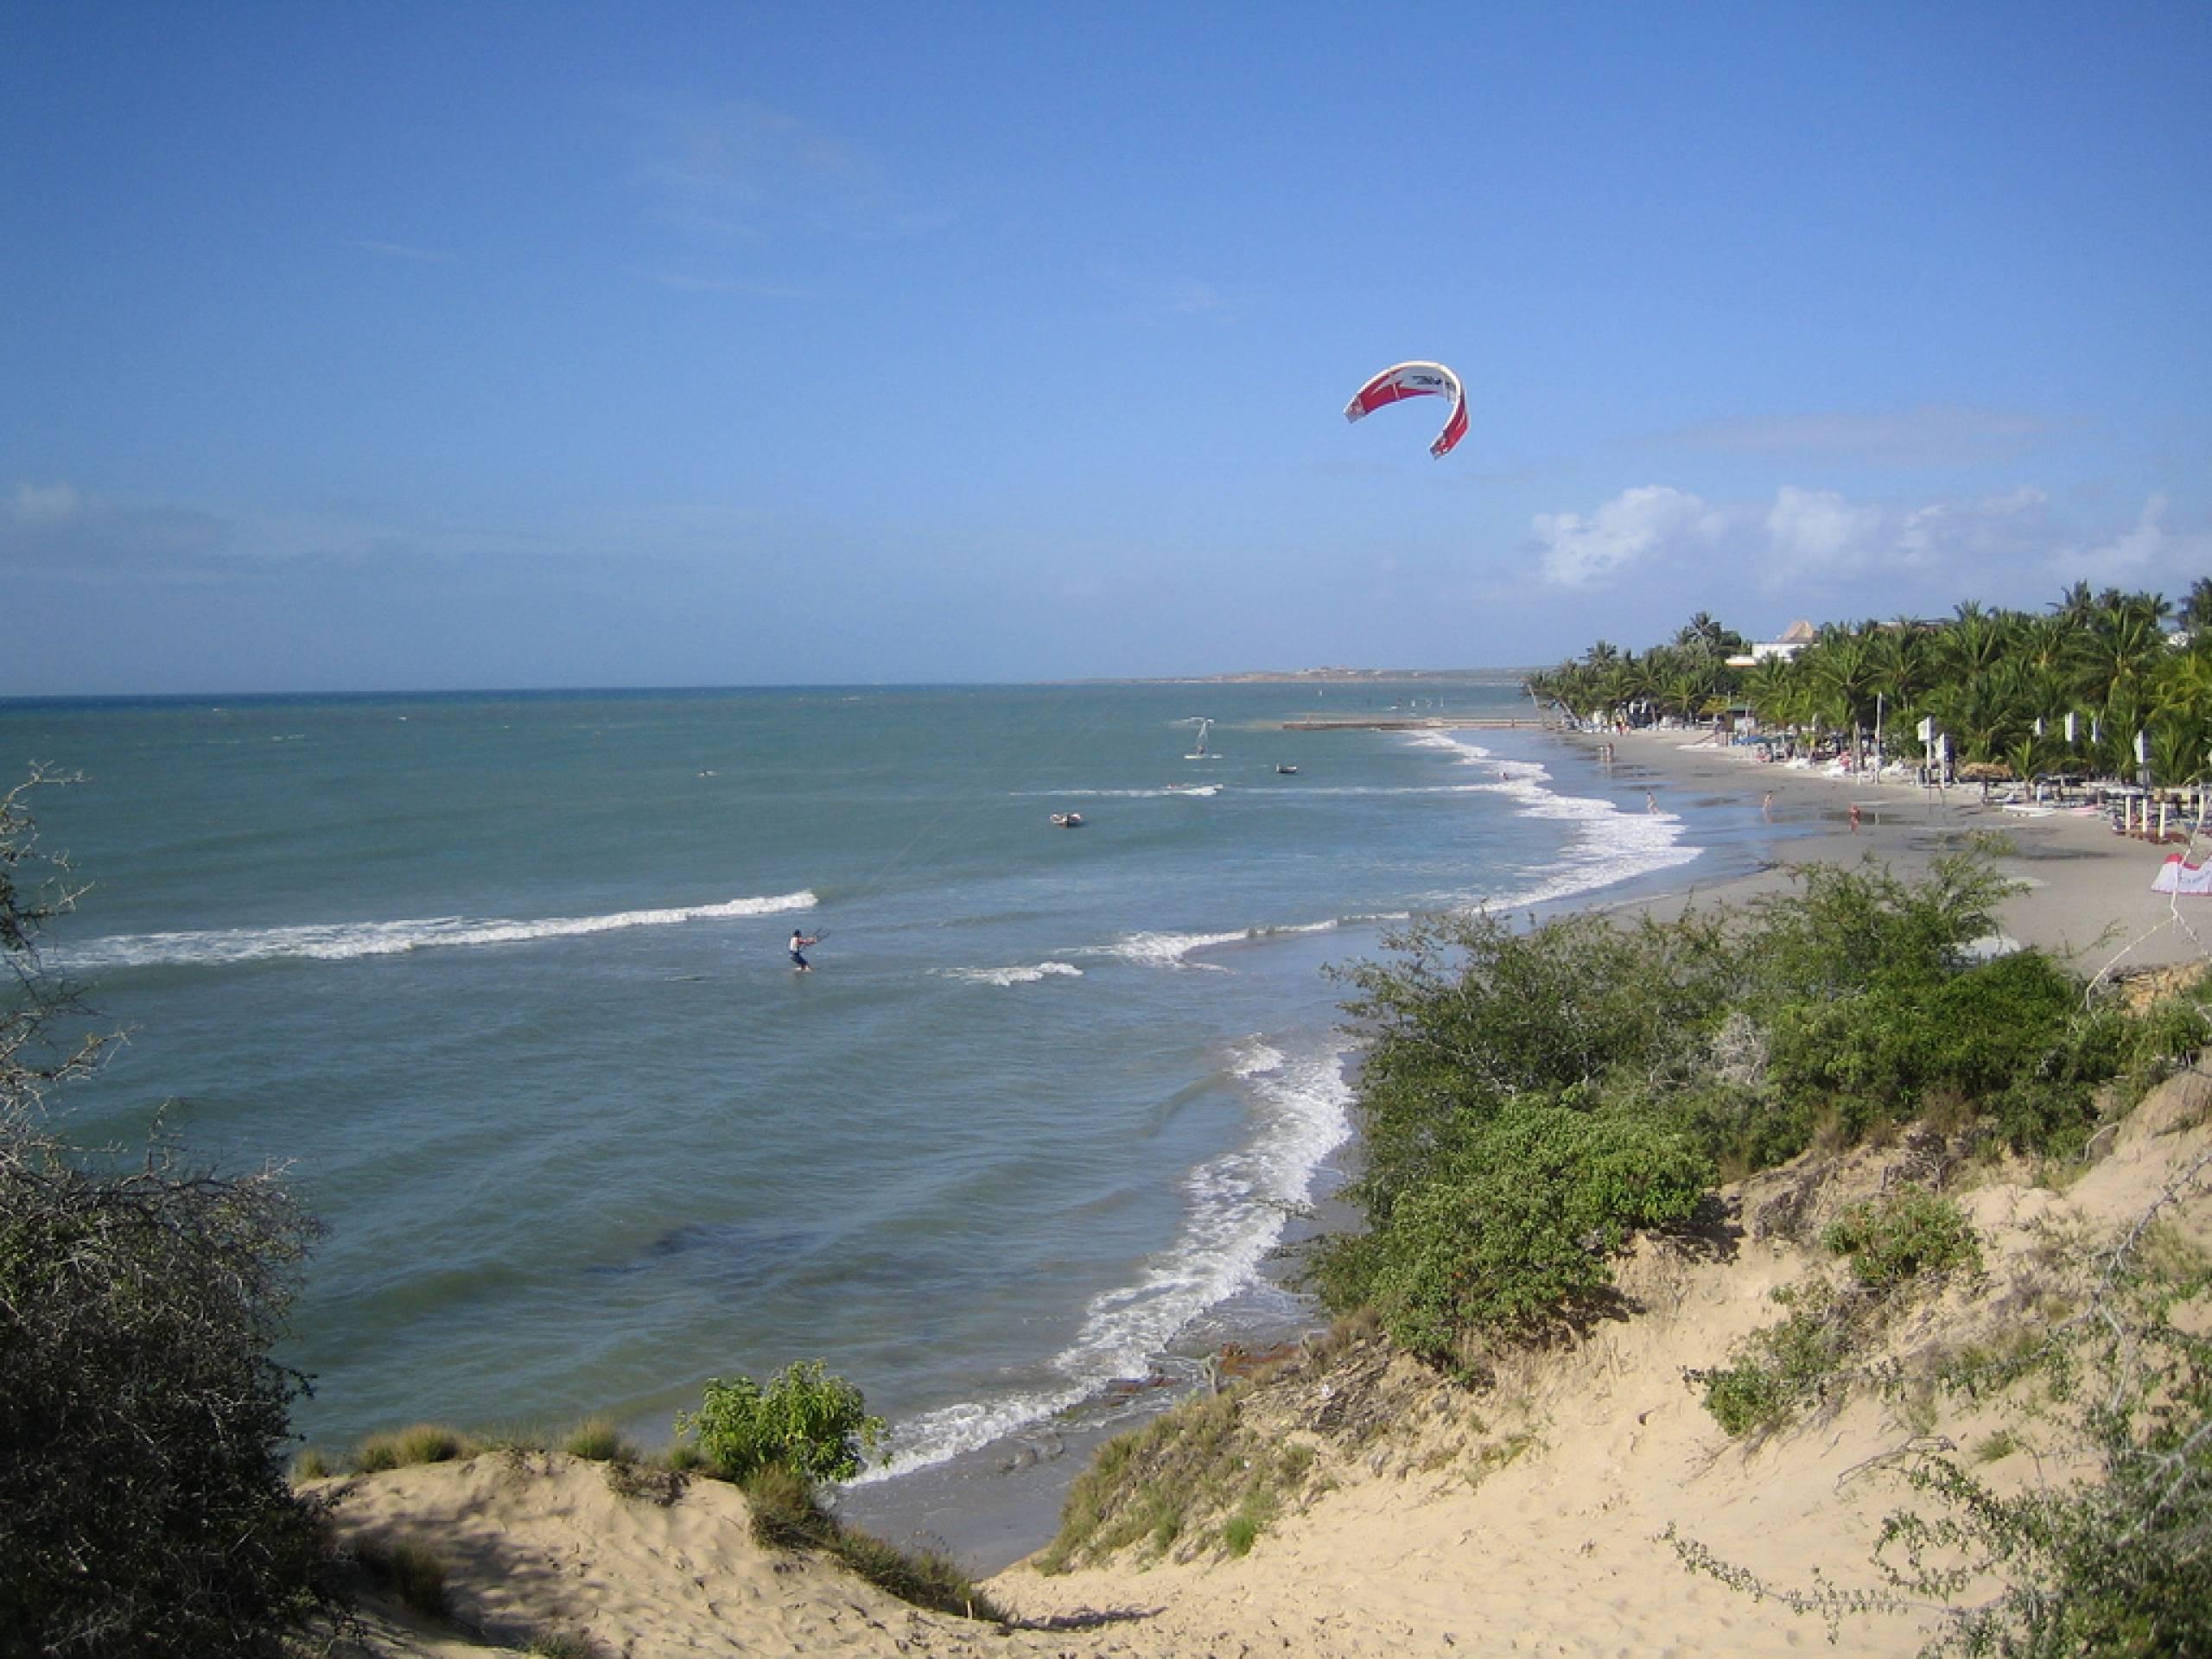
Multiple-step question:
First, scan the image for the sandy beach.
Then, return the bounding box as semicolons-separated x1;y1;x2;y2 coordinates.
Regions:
317;722;2212;1658
1583;724;2212;977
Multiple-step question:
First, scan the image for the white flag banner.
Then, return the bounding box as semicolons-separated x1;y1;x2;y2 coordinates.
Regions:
2152;855;2212;897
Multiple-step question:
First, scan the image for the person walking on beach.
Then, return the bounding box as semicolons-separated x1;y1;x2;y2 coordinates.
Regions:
788;929;819;972
1762;791;1774;821
1848;802;1862;834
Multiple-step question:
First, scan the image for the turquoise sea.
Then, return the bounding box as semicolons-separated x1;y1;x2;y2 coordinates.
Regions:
2;681;1793;1562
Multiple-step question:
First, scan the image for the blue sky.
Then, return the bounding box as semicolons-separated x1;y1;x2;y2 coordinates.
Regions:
5;2;2209;694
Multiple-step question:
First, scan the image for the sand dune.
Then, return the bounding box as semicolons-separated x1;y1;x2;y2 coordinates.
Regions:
323;1064;2211;1658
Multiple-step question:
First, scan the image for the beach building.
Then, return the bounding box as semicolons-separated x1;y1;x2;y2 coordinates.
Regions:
1726;619;1817;668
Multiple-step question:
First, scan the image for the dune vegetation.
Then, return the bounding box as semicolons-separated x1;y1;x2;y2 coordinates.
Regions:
1047;843;2211;1650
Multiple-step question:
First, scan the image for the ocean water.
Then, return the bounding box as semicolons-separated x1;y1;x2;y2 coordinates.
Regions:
3;681;1776;1541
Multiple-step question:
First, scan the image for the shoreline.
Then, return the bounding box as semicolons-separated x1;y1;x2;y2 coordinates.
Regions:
850;722;2209;1572
836;721;1853;1571
1582;725;2209;975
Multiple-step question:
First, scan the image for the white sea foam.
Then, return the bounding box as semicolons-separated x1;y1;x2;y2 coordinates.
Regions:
857;1039;1354;1482
1010;783;1222;799
1102;929;1249;970
1228;1035;1286;1077
940;960;1085;988
67;891;819;970
1405;728;1701;911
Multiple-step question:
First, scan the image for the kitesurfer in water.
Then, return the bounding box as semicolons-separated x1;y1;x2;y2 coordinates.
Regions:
789;930;818;971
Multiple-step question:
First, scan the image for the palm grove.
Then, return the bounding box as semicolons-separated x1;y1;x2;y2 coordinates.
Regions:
1524;581;2212;785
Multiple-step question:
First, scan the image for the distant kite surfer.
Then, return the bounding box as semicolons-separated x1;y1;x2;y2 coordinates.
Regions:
789;930;819;972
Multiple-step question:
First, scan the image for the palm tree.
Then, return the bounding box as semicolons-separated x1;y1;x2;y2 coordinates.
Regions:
2178;577;2212;639
2073;603;2167;722
1866;621;1936;715
1808;634;1881;764
2050;581;2098;627
1937;604;2010;681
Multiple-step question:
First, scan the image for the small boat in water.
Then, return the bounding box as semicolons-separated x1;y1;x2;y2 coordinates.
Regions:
1051;812;1084;829
1275;765;1299;775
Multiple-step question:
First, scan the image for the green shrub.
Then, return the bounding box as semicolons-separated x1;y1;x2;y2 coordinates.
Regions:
1330;906;1741;1224
736;1460;1002;1619
562;1417;636;1463
1040;1387;1325;1571
1332;1105;1712;1358
356;1422;475;1473
674;1359;885;1484
0;773;341;1656
1693;1283;1859;1439
1822;1189;1981;1292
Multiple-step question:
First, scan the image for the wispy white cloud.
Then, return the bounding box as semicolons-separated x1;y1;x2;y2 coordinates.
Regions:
3;480;226;578
11;480;82;523
1529;481;2205;606
1532;486;1724;586
0;481;587;588
1667;403;2052;467
1764;486;1886;575
2063;493;2212;585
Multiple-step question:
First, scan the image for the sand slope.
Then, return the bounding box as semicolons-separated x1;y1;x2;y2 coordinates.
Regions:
324;1068;2209;1658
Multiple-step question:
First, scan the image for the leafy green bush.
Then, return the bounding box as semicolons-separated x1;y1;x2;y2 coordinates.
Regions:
0;770;340;1656
674;1359;885;1484
1330;906;1740;1224
1318;849;2139;1376
1692;1283;1859;1439
1822;1189;1981;1292
1320;1105;1711;1360
1761;950;2089;1146
1743;852;2014;1007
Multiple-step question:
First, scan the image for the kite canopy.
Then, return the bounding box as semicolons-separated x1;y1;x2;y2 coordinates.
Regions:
1343;360;1468;458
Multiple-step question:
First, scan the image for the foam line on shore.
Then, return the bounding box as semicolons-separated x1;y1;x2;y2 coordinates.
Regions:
1405;729;1701;908
66;891;820;969
853;1038;1354;1483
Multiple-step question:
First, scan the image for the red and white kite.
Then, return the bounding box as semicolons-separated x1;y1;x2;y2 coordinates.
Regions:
1343;360;1468;459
